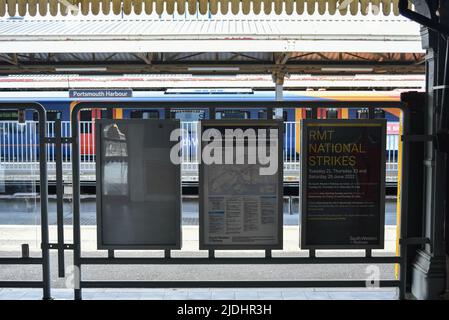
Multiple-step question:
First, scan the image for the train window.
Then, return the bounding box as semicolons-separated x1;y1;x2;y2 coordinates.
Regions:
130;110;160;119
32;110;62;121
356;109;369;119
374;109;386;119
0;111;19;121
305;108;313;119
101;109;113;119
79;110;92;134
326;109;338;119
47;111;62;121
143;111;159;119
217;110;250;119
80;110;92;121
257;110;288;120
170;109;205;121
130;110;142;119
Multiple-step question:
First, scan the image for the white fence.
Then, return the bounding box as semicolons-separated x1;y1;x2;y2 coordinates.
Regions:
0;120;399;182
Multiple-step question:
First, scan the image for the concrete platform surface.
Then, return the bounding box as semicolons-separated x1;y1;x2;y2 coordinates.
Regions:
0;288;399;300
0;225;399;252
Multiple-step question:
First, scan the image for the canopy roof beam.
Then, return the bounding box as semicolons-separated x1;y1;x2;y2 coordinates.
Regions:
0;61;425;75
134;53;154;65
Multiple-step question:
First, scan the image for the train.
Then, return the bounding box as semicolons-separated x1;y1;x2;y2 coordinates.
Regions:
0;89;402;164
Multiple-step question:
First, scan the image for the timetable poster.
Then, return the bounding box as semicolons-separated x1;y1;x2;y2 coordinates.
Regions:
199;121;283;250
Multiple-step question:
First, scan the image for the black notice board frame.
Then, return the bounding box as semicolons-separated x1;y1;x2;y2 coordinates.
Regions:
300;119;387;250
96;119;182;250
199;120;284;250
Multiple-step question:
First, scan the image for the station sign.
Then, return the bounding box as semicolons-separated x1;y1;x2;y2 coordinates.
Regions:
96;119;181;249
69;89;133;98
199;120;283;250
300;119;386;249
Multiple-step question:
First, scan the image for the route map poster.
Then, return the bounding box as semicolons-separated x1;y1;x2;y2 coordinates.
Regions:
199;121;283;250
300;119;387;249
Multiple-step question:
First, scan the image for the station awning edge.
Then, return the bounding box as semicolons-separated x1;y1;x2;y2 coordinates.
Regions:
0;0;411;17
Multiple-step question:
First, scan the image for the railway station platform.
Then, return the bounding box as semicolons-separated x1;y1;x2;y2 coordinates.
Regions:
0;0;448;306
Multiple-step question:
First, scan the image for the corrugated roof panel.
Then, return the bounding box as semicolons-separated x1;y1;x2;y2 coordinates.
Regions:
0;15;422;54
0;17;419;39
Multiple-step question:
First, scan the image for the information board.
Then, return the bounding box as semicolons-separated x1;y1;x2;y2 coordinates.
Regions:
199;120;283;250
96;119;181;249
300;119;386;249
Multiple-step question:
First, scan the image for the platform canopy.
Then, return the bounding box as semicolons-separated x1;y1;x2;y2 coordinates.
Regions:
0;0;409;17
0;12;424;75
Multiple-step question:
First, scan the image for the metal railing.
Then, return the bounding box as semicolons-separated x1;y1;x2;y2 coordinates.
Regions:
0;120;400;182
67;101;408;301
0;103;51;300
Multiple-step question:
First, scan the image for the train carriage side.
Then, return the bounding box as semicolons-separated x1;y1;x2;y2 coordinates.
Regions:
0;91;401;171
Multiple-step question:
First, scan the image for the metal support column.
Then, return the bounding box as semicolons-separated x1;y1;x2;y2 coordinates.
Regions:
38;107;51;300
55;116;66;278
71;108;82;300
410;31;448;298
274;76;284;120
400;1;449;299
